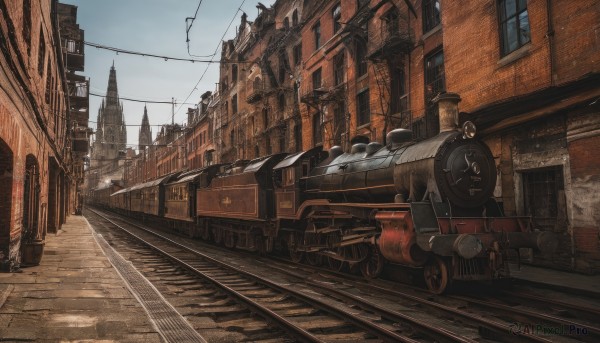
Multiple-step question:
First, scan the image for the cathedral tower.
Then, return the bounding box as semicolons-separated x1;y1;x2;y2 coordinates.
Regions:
139;105;152;151
91;63;127;167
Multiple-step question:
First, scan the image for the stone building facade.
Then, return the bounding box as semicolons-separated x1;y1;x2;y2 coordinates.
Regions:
0;0;88;268
89;64;127;189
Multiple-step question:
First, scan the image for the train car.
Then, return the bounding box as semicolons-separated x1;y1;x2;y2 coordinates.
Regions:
90;184;117;208
139;174;178;217
110;187;130;213
163;165;224;236
196;154;287;251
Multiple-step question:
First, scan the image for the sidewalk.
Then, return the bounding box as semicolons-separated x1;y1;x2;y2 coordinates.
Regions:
0;215;162;342
510;263;600;295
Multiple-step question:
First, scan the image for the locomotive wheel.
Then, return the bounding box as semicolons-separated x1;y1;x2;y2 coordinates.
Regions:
288;232;304;263
326;233;345;271
224;231;236;249
360;245;384;279
304;232;322;266
424;256;452;294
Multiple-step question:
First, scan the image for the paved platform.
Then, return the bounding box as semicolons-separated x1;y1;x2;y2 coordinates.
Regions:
510;263;600;295
0;215;163;342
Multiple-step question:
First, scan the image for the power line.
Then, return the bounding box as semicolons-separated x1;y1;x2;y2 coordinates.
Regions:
84;41;216;62
175;0;247;118
89;92;197;105
185;0;207;57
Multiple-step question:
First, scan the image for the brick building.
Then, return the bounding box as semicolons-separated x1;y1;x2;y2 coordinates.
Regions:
0;0;88;268
116;0;600;273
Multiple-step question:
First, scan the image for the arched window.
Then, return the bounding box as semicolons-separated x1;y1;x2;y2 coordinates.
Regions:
283;17;290;29
292;9;299;26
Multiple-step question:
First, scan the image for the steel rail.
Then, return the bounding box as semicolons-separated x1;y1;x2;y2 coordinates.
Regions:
90;209;420;343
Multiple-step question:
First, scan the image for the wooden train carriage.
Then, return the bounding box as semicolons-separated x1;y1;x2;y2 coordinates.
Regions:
273;147;327;219
92;185;112;208
164;165;224;222
110;187;130;211
139;174;176;217
129;183;144;214
197;154;287;221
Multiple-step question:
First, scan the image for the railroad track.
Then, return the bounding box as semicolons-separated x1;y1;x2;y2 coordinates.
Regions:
264;257;600;343
87;208;599;342
87;209;476;342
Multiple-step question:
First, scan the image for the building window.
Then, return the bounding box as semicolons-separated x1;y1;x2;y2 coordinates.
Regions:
294;122;302;151
23;0;32;55
38;27;46;76
390;67;406;115
230;130;235;146
278;92;286;111
278;54;287;84
312;68;322;90
423;0;441;33
313;112;322;145
293;82;299;104
355;39;368;77
425;49;445;98
232;94;238;114
279;125;286;152
284;17;290;29
292;10;299;26
356;89;370;126
333;102;345;145
293;43;302;66
333;51;345;86
263;108;269;129
498;0;530;56
266;136;272;155
332;3;342;33
231;64;238;83
424;49;445;137
313;21;321;50
384;7;399;37
523;167;565;230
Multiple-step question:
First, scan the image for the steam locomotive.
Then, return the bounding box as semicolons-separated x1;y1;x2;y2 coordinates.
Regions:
95;93;556;293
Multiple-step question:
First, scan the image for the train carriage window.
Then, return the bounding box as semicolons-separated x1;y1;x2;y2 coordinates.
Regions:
302;161;309;176
284;167;295;186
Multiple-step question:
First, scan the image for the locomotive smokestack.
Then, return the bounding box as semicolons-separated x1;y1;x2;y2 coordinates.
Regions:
433;92;461;133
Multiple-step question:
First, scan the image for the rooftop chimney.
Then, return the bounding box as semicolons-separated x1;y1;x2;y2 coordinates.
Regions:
433;92;461;133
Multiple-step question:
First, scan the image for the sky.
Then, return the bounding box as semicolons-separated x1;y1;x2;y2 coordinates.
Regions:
61;0;275;150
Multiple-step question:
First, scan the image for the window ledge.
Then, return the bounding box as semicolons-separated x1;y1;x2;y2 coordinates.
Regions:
357;123;371;130
422;24;442;40
497;43;531;68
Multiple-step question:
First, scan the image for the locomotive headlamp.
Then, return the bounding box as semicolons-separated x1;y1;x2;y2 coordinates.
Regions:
462;121;477;139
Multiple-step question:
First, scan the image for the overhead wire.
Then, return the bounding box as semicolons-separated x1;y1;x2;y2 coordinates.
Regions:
84;41;216;62
175;0;248;119
185;0;207;57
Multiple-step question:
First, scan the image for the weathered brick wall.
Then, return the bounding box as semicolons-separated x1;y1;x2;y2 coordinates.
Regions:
551;1;600;84
442;0;551;113
567;110;600;273
0;0;72;267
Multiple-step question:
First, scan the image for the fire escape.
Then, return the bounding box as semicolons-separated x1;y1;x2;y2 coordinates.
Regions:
58;4;91;209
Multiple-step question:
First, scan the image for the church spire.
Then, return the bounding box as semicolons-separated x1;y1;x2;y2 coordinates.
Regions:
91;64;127;161
139;105;152;151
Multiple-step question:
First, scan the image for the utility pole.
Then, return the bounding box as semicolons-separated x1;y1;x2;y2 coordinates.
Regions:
171;97;175;125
